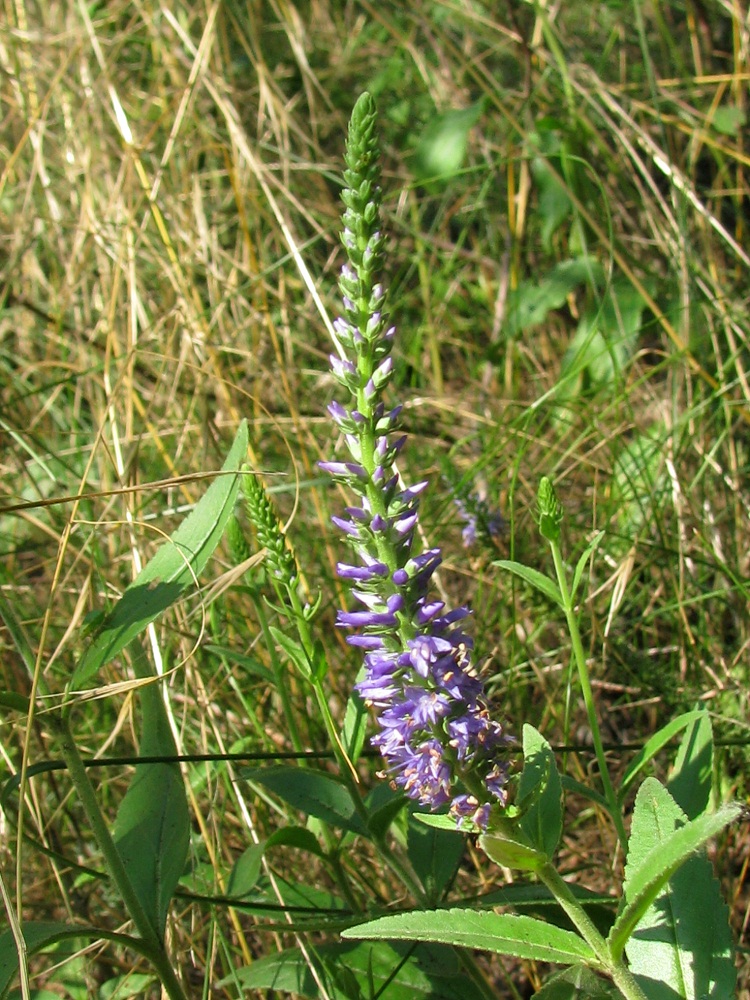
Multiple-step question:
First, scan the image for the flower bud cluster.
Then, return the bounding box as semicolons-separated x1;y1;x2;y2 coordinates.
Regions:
322;94;508;828
240;470;298;584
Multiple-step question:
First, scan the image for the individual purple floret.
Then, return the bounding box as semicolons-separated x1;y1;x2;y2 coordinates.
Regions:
321;93;509;828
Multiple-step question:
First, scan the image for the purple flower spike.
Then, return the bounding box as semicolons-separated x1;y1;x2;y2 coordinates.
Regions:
322;92;509;829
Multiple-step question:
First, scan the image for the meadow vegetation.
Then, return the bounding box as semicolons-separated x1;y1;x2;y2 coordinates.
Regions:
1;0;749;996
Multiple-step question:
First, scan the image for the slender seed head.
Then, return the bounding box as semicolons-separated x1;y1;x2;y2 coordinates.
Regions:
241;471;298;585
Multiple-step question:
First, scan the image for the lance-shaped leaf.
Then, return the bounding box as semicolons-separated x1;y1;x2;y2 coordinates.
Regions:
112;641;189;942
72;421;248;688
343;909;595;966
609;777;740;978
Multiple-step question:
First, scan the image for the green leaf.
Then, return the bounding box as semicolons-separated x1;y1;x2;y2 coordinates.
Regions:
413;100;486;185
269;626;313;680
341;671;367;764
617;779;736;998
226;843;265;898
480;820;548;872
229;940;490;1000
504;257;602;337
73;421;248;687
112;757;189;940
225;825;328;898
494;560;563;607
608;424;667;544
229;873;349;921
265;824;326;857
558;279;648;398
534;964;625;999
711;105;746;137
620;710;706;798
0;922;150;997
342;909;595;966
609;778;741;966
531;154;573;252
366;788;408;840
111;641;190;941
0;690;31;713
0;923;72;996
518;725;562;860
667;708;713;820
96;972;157;999
412;812;462;833
242;766;367;835
407;808;465;904
203;644;275;683
561;776;610;811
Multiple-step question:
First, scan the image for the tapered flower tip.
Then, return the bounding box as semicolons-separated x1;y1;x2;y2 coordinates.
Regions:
351;91;376;125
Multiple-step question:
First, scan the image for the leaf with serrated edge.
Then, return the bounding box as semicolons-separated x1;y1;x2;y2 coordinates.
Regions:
616;779;736;998
609;778;740;961
343;909;595;966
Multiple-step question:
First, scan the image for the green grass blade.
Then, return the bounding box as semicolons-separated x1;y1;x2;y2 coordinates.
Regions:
620;711;706;800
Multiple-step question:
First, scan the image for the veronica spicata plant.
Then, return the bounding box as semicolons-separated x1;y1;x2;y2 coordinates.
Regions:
320;93;509;829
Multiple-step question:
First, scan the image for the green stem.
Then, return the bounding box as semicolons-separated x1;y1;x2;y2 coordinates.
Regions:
549;540;628;850
537;863;648;1000
56;717;188;1000
251;590;306;754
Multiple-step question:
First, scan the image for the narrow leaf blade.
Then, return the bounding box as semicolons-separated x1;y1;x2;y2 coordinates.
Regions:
342;909;595;965
73;420;248;687
609;778;741;960
242;766;367;835
495;560;563;606
616;779;736;998
620;710;706;798
667;708;713;820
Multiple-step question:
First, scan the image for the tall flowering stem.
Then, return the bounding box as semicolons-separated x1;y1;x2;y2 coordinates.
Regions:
321;94;509;829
